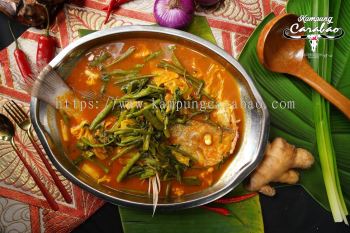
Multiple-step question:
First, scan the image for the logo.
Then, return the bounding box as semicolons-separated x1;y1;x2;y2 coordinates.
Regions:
283;15;344;52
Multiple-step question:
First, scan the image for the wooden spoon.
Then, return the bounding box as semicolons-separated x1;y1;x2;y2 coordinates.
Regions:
257;13;350;119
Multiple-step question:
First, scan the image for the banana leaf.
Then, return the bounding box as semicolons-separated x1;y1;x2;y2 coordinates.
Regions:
77;16;264;233
239;0;350;214
287;0;349;217
238;13;328;210
120;192;263;233
185;16;216;44
119;186;264;233
78;29;96;37
288;0;349;220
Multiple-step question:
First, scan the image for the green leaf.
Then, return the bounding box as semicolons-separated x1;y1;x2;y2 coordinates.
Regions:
238;13;329;211
329;0;350;215
185;16;217;44
287;0;349;222
120;193;263;233
78;29;96;37
239;0;350;218
286;0;311;17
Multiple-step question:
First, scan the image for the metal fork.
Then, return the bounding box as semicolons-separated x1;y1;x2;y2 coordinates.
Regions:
4;100;73;204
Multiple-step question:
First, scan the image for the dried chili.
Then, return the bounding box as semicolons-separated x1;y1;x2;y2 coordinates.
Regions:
8;22;33;80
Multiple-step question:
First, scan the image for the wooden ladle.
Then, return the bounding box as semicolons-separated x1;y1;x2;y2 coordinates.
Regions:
257;13;350;119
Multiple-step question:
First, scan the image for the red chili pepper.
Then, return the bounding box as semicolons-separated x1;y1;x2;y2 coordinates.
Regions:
36;7;56;70
8;22;33;80
36;35;56;70
102;0;132;10
214;192;257;204
201;206;231;216
103;0;132;24
104;0;117;24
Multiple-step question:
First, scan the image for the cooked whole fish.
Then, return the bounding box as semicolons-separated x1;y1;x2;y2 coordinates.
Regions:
170;119;238;167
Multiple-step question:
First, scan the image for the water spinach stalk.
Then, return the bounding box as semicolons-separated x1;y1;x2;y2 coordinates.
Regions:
311;0;348;224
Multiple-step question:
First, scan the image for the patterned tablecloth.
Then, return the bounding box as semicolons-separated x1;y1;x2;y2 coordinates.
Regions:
0;0;285;232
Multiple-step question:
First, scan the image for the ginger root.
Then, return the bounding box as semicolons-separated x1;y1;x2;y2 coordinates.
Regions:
246;137;314;196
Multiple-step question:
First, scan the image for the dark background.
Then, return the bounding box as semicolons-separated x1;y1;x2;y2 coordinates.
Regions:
1;12;349;233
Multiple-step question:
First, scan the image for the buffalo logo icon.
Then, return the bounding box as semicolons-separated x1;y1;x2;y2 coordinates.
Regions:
283;29;344;52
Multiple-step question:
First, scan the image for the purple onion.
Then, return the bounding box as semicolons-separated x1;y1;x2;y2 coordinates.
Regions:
154;0;195;29
196;0;220;7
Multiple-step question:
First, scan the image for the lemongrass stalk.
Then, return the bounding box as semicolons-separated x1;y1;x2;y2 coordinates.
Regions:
311;0;348;224
325;0;348;220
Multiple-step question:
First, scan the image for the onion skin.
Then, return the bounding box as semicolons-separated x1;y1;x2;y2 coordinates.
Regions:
196;0;220;7
154;0;195;29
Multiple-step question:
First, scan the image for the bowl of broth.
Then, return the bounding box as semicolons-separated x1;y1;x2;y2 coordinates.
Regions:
30;26;269;210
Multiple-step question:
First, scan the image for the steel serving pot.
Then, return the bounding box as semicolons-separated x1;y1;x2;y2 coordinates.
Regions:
30;26;270;210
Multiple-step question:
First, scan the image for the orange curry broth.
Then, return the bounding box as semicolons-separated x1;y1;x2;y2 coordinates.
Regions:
57;38;244;197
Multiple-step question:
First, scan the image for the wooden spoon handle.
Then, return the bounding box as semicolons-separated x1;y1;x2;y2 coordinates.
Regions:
296;64;350;119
